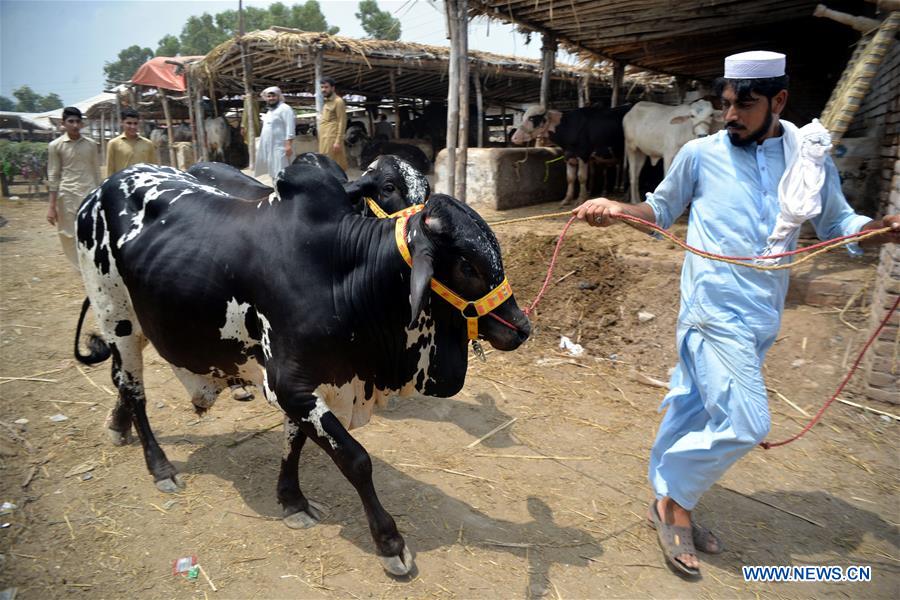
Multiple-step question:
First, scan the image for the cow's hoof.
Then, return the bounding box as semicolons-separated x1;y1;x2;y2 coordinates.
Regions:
379;545;415;577
283;500;325;529
155;474;185;493
559;198;573;207
106;428;133;446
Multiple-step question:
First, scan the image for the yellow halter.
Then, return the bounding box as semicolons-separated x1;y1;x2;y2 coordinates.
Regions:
367;198;514;340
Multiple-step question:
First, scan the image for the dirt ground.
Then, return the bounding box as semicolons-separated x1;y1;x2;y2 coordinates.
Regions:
0;188;898;599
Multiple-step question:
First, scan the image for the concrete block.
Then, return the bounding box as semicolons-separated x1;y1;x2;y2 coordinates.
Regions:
434;147;567;209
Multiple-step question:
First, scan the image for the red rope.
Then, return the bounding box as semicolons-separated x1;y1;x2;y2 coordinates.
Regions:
523;215;579;316
760;294;899;449
514;214;897;450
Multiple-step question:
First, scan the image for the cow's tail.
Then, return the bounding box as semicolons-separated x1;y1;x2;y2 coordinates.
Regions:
74;297;111;365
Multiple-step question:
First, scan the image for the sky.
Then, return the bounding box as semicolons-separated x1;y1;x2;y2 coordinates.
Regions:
0;0;561;106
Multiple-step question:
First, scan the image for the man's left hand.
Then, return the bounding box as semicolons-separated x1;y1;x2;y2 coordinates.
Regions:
333;142;341;152
862;214;900;246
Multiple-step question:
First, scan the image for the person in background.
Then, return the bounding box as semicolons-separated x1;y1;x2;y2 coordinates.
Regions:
318;76;348;171
253;86;295;180
106;107;155;176
572;50;900;577
374;113;393;141
47;106;100;268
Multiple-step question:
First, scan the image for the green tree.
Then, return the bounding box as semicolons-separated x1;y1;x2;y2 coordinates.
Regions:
288;1;339;34
356;0;400;40
37;93;63;112
103;45;154;85
179;13;230;54
0;96;15;111
12;86;43;112
156;34;181;57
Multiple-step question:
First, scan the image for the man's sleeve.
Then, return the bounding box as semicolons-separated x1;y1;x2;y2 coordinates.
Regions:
335;100;346;139
809;157;871;255
140;140;156;164
47;140;60;192
643;142;697;230
106;139;116;176
92;140;101;185
282;106;295;142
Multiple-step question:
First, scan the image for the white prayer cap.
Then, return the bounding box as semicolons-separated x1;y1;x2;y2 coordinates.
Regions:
724;51;786;79
261;86;283;100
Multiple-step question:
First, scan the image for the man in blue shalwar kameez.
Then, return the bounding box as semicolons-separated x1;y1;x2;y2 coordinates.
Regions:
573;51;900;576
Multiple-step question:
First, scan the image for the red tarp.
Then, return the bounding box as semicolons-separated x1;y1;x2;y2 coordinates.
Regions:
130;56;204;91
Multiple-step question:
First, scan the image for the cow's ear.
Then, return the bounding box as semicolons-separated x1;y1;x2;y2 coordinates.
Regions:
546;110;563;132
343;172;377;212
670;115;690;125
408;233;435;327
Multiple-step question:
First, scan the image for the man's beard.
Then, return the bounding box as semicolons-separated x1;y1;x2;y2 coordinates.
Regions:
267;99;279;107
323;89;333;99
727;110;773;147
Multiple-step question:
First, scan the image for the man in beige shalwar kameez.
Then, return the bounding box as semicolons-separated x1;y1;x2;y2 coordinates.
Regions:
318;77;348;171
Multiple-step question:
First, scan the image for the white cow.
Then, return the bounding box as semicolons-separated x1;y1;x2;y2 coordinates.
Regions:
204;117;229;162
623;99;716;203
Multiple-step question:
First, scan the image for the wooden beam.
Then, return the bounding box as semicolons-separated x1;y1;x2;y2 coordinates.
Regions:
195;84;208;162
454;0;469;202
239;2;257;169
814;3;882;32
314;51;323;132
610;60;625;107
540;32;557;108
158;88;177;166
473;70;484;147
445;0;459;196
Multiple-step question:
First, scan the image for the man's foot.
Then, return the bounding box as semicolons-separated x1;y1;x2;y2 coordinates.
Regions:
650;498;701;576
647;505;724;554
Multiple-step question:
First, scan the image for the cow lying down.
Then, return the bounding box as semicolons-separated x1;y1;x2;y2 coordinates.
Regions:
73;163;529;576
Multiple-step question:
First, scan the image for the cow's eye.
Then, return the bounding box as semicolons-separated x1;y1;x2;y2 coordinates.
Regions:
459;259;477;277
383;183;395;193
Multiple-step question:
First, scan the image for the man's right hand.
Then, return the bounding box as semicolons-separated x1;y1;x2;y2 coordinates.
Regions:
572;197;628;227
47;202;57;226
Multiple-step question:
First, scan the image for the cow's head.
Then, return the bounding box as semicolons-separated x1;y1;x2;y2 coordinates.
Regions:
670;99;716;137
345;123;369;146
511;105;563;145
345;155;430;215
406;195;531;351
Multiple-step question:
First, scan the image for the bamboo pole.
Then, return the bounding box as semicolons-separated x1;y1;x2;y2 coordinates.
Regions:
390;71;399;139
239;0;256;169
208;80;218;118
454;0;469;202
501;104;508;142
184;73;199;161
99;113;106;166
195;85;208;162
540;32;556;109
473;70;483;147
158;87;177;166
814;4;882;32
445;0;459;196
314;50;323;132
611;60;625;107
113;92;122;137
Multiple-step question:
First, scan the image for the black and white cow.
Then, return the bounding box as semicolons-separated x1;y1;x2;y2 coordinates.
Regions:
346;155;430;216
73;163;529;576
291;151;348;182
188;162;275;202
512;105;632;205
360;140;431;175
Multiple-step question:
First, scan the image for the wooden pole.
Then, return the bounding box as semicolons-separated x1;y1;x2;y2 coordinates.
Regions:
185;73;199;161
195;85;208;162
208;80;218;118
611;60;625;107
445;0;459;196
540;33;557;108
454;0;469;201
238;1;256;170
99;113;106;166
158;87;177;166
501;104;508;142
314;51;323;132
473;70;483;147
113;92;122;136
389;71;399;139
814;4;881;32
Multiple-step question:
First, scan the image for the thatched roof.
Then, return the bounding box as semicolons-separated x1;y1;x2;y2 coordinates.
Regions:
189;28;674;107
469;0;873;83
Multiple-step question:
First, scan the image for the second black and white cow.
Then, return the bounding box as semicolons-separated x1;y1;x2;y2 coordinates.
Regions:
74;163;529;576
188;162;275;202
512;105;632;205
292;151;348;182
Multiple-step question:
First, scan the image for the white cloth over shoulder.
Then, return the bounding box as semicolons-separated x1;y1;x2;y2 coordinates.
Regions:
758;119;831;264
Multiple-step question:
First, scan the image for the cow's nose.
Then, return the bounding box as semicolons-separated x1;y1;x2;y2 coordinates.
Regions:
698;133;708;138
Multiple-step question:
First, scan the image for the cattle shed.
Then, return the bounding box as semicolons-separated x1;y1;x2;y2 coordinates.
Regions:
188;28;673;108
